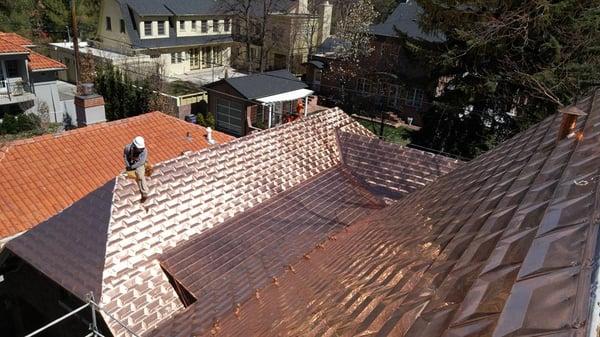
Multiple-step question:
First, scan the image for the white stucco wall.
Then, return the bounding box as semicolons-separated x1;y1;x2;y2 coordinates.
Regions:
97;0;131;51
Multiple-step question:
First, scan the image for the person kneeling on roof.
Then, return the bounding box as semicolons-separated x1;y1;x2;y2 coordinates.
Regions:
124;136;149;202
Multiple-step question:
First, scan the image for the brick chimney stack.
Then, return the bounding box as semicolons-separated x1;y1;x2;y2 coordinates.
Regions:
75;83;107;127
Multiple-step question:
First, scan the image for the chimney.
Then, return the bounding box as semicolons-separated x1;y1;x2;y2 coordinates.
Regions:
317;1;333;44
206;127;216;145
75;83;106;127
557;106;586;141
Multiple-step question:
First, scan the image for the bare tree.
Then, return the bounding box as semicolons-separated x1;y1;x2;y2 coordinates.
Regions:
221;0;258;72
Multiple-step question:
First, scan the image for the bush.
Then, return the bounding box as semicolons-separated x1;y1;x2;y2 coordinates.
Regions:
204;112;216;129
16;113;41;133
196;113;206;127
0;114;18;134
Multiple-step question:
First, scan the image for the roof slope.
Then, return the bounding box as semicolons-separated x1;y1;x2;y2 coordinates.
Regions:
370;0;445;42
163;89;600;337
5;108;458;336
209;70;308;100
0;31;66;71
0;112;233;239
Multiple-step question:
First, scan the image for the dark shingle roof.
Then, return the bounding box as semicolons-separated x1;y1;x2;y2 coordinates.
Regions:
209;70;309;100
370;0;445;42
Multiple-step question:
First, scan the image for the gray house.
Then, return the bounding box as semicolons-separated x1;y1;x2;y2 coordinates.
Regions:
0;32;66;122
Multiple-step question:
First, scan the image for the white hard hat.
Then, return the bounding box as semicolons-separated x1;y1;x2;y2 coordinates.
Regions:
133;136;145;149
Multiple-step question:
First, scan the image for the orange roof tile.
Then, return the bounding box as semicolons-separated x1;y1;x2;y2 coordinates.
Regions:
28;50;66;71
0;112;234;238
0;32;33;47
0;36;29;54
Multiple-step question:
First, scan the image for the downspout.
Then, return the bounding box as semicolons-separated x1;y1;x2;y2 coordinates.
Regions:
304;95;308;117
268;103;273;128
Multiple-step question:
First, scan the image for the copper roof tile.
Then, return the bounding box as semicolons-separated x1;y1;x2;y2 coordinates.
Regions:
138;90;600;337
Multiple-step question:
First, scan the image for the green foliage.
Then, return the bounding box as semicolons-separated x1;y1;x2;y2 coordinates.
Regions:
411;0;600;158
196;112;216;129
95;63;153;121
0;0;100;41
0;113;42;135
195;112;206;127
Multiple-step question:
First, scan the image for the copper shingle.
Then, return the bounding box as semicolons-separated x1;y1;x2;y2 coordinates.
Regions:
5;108;459;336
147;90;600;337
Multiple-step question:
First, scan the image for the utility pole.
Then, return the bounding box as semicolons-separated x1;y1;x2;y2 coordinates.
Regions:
70;0;81;86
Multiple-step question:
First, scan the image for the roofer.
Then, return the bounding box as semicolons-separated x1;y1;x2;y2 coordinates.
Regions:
124;136;149;202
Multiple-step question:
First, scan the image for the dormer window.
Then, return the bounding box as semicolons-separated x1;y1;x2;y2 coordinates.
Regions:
158;21;166;35
201;20;208;33
213;19;219;33
144;21;152;36
224;19;231;32
106;17;112;31
179;20;185;31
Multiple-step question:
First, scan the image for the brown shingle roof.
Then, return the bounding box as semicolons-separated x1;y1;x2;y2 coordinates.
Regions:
0;112;233;239
5;108;458;337
148;89;600;337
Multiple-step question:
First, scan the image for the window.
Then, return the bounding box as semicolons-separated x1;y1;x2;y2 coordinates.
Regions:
179;20;185;31
105;17;112;31
213;20;219;33
5;60;18;78
120;19;125;33
192;20;197;31
224;19;231;32
144;21;152;36
406;88;425;108
171;52;184;64
356;78;370;94
201;20;208;33
158;21;166;35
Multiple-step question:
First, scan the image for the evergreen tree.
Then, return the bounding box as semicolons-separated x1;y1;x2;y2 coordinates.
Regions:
411;0;600;158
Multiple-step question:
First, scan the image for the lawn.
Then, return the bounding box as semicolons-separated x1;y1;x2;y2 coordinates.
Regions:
164;80;203;96
358;119;413;146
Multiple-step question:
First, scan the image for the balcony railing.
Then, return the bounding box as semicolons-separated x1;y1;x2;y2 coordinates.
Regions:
0;79;33;102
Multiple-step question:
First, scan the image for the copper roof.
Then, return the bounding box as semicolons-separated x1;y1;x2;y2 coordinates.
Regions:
146;89;600;337
0;112;233;239
5;108;459;336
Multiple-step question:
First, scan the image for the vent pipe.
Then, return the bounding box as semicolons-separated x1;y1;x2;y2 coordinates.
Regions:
557;106;586;141
206;127;216;145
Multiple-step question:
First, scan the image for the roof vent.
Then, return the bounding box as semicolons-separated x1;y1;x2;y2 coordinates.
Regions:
557;106;586;141
206;127;216;145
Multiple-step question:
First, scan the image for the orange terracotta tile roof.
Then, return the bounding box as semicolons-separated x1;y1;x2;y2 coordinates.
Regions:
28;50;67;71
0;32;34;47
0;36;29;54
0;31;65;71
0;111;234;239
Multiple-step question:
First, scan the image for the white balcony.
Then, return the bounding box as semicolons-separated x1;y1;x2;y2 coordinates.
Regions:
0;78;36;106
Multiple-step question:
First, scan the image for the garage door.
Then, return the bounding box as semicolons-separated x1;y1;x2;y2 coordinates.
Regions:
216;98;243;136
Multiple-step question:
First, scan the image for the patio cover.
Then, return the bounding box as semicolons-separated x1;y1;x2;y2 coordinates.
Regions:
256;88;314;104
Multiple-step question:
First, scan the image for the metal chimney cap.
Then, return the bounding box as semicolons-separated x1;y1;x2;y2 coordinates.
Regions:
561;106;587;116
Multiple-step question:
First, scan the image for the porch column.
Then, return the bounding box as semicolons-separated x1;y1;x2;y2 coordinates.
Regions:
304;96;309;117
268;104;273;128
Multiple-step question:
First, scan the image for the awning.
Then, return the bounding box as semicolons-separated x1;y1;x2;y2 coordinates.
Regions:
256;89;314;104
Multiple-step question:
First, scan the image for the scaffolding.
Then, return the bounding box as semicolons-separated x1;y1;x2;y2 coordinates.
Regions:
24;293;140;337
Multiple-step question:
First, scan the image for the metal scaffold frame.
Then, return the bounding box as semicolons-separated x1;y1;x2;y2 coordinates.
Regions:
24;293;140;337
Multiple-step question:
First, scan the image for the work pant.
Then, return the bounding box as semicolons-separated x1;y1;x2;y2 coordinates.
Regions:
135;165;149;197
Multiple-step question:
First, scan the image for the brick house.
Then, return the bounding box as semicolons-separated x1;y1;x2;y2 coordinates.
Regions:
304;0;444;126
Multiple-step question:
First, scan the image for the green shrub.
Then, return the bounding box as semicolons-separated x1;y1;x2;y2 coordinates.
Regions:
196;113;206;127
204;112;216;129
0;114;18;134
16;113;41;133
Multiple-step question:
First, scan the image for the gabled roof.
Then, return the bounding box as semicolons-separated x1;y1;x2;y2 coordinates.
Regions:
0;31;66;71
207;70;309;100
5;108;459;336
370;0;445;42
148;89;600;337
0;112;233;239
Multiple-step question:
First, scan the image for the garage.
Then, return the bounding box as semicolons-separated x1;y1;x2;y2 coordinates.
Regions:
215;98;243;136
